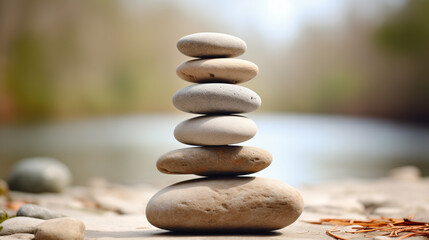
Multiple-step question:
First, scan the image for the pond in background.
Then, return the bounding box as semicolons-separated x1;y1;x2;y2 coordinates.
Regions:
1;113;428;188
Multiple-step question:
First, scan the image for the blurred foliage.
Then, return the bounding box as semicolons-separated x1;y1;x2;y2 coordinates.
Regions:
375;0;429;123
0;209;14;233
0;0;192;123
0;210;11;227
0;180;7;197
376;0;429;56
261;0;429;124
0;0;428;124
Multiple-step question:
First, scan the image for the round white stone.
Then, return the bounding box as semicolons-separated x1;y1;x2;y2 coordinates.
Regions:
177;32;246;58
174;115;257;146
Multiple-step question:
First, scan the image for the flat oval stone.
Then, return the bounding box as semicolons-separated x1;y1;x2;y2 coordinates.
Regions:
173;84;261;114
176;58;258;84
157;146;272;176
177;32;246;58
0;217;44;236
174;115;257;146
146;177;304;232
17;204;66;220
0;233;35;239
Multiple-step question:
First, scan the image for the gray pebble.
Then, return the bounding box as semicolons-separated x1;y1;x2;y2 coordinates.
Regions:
17;204;65;220
8;157;72;193
173;83;261;114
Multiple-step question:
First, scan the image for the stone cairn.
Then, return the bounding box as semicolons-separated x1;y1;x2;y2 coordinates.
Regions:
146;32;304;232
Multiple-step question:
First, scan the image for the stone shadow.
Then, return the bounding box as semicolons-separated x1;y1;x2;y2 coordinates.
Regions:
86;229;282;238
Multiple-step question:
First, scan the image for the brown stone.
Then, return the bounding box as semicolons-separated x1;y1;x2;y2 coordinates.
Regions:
34;217;85;240
146;177;304;232
176;58;258;84
157;146;272;176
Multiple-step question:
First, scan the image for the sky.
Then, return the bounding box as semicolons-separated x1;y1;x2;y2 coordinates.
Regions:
181;0;347;42
124;0;406;43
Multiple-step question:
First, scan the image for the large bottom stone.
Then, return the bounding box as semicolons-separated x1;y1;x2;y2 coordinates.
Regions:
146;177;303;232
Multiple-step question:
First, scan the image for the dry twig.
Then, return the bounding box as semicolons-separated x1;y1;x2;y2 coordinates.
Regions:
306;217;429;240
326;225;349;240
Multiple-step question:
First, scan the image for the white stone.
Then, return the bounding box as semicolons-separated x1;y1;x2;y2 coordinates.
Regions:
177;32;246;58
174;115;257;146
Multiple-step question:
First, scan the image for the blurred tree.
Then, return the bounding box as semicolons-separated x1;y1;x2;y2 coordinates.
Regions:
262;0;429;125
0;0;209;123
376;0;429;56
0;0;427;125
375;0;429;124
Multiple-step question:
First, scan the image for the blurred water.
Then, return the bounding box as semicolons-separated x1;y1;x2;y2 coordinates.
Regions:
1;113;428;187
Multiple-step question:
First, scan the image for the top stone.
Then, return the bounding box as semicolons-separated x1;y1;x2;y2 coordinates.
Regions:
177;32;247;58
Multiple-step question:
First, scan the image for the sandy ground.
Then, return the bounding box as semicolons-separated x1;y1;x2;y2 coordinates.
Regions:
1;166;428;240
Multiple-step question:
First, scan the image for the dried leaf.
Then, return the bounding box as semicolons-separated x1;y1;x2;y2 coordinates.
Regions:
305;217;429;240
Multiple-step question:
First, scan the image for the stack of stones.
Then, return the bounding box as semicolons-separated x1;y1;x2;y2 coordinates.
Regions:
146;32;304;232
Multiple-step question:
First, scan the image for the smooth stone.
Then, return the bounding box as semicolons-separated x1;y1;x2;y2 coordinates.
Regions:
8;157;72;193
0;217;44;236
173;83;261;114
0;233;35;240
176;58;258;84
17;204;65;220
146;177;304;232
388;165;422;181
177;32;246;58
34;217;85;240
174;115;257;146
157;146;272;176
